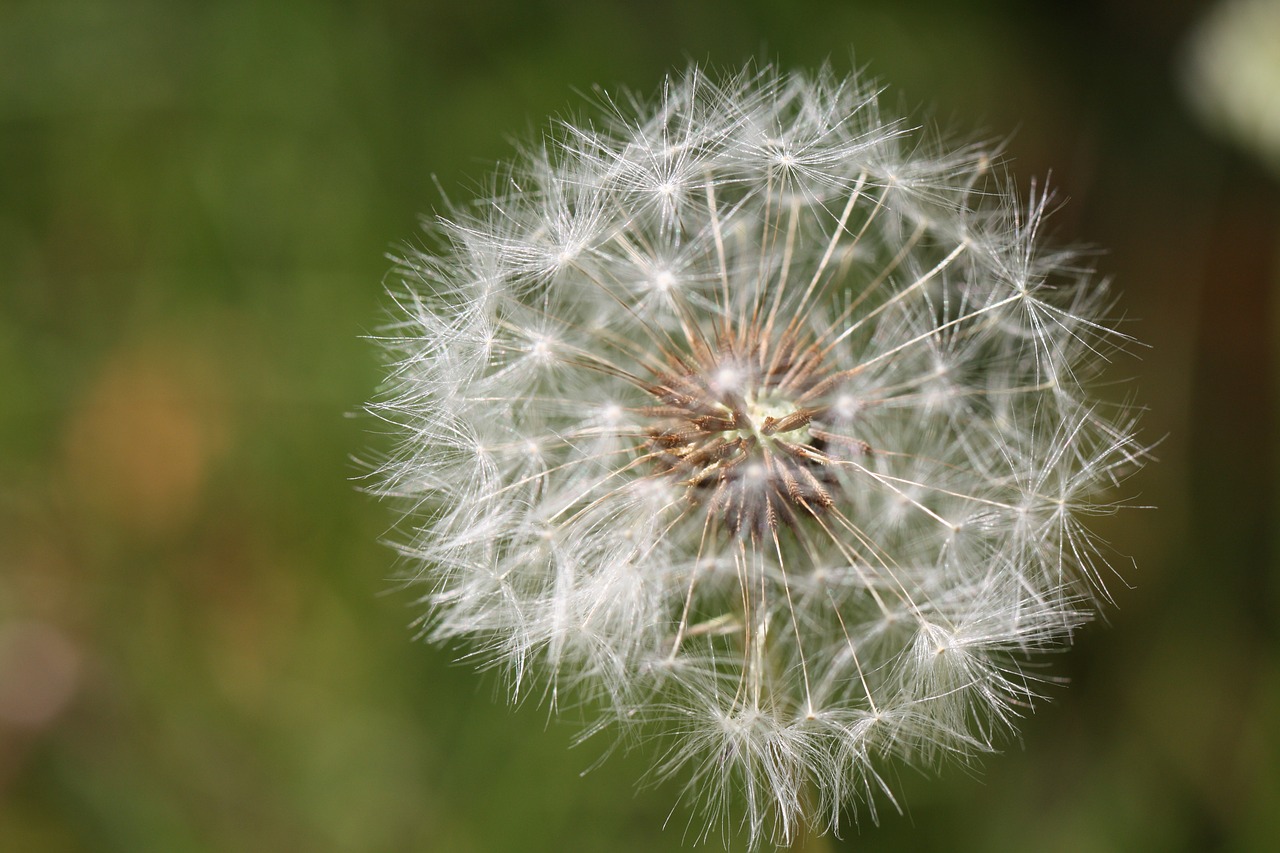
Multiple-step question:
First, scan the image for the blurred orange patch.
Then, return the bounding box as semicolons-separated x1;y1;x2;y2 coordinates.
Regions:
61;340;229;538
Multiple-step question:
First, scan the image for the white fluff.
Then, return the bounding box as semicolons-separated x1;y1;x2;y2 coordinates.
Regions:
370;63;1146;848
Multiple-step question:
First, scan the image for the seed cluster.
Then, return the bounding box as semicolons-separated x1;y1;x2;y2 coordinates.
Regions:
372;64;1145;849
642;328;850;538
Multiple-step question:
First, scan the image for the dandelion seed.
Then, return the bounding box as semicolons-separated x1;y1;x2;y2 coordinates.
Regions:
370;62;1146;848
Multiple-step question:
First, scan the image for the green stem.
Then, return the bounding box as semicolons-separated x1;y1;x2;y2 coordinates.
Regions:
789;820;834;853
788;782;834;853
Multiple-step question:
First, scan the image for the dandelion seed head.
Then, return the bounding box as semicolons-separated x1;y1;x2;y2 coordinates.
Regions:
370;62;1147;849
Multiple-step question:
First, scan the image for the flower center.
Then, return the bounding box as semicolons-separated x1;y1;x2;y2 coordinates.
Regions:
640;333;839;538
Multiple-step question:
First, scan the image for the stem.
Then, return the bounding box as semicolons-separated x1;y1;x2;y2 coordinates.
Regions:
787;782;834;853
789;817;834;853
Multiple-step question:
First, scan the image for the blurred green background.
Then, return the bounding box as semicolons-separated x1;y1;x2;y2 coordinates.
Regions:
1;0;1276;850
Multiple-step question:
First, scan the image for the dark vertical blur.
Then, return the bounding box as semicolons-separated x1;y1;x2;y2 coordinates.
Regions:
1;1;1274;850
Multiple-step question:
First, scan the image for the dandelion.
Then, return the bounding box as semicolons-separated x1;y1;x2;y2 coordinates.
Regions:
370;63;1145;848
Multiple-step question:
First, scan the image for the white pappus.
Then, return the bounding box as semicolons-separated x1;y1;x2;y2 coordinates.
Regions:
369;63;1147;849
